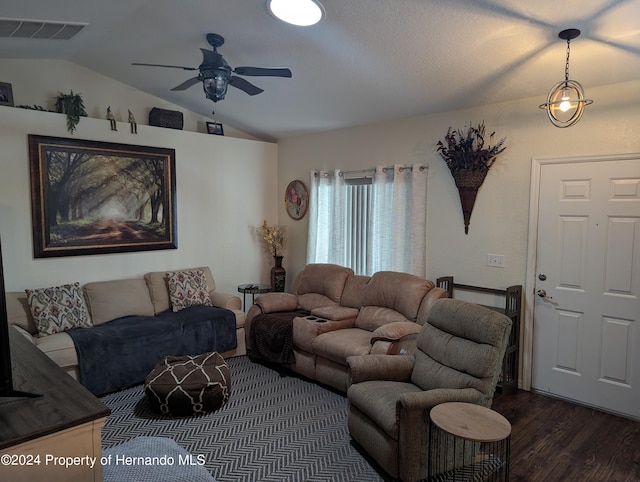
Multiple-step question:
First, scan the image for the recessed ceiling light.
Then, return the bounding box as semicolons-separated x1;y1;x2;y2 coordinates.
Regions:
267;0;324;27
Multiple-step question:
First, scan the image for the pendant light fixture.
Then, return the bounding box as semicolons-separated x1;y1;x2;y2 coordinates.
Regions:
539;28;593;128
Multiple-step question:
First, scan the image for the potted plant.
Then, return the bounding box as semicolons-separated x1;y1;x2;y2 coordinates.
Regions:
436;122;506;234
54;90;87;134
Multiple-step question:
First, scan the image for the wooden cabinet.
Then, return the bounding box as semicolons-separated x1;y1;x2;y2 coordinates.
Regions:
0;327;110;481
1;420;106;482
437;276;521;395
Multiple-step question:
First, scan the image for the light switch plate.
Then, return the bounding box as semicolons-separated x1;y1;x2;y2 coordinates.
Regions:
487;254;505;267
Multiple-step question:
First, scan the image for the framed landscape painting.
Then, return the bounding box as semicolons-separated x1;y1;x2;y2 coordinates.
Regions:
28;135;177;258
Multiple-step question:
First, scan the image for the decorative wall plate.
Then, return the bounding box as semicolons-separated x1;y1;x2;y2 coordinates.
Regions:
285;180;308;220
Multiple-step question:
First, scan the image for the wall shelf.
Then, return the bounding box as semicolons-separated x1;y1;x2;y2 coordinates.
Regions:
436;276;521;395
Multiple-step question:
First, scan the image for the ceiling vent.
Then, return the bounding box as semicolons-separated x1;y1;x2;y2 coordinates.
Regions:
0;17;87;40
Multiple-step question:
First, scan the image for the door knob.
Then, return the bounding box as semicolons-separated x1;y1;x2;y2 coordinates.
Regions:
537;289;559;306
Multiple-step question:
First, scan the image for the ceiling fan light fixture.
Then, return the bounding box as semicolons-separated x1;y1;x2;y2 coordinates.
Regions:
203;69;231;102
539;28;593;128
133;33;291;106
268;0;324;27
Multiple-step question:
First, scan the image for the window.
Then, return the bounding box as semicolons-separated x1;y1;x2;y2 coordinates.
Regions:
307;165;427;277
344;178;373;275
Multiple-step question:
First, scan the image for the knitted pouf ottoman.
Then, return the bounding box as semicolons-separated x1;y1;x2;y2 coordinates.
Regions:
144;352;231;416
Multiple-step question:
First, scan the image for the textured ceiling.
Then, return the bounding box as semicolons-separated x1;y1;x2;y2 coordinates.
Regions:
1;0;639;141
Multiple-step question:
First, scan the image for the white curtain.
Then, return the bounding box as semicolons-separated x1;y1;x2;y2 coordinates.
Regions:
307;164;427;277
306;170;345;265
368;164;427;277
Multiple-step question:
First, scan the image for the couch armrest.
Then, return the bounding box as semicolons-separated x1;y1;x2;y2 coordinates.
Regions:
311;305;359;321
370;321;420;343
347;354;415;385
210;291;242;311
244;294;299;352
255;292;298;313
369;321;421;355
11;325;36;344
6;292;37;334
371;333;418;355
293;316;355;353
245;304;263;325
399;387;484;413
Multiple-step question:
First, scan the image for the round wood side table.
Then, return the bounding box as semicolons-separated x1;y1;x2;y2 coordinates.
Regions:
428;402;511;481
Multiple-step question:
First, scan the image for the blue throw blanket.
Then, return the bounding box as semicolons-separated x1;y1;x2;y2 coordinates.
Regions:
68;306;237;395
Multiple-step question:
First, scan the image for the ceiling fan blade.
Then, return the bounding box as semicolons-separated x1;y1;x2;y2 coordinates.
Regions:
234;66;292;78
200;49;225;66
229;76;264;96
170;77;202;91
132;62;198;71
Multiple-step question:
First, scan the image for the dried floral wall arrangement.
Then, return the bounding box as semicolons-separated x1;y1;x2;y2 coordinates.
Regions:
437;122;506;234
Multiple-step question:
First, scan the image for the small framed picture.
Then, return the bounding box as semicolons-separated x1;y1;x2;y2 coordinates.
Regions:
285;180;309;220
0;82;14;107
206;121;224;136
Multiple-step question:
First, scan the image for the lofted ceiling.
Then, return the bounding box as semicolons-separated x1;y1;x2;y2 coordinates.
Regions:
0;0;639;141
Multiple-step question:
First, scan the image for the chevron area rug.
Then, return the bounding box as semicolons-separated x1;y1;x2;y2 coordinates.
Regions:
100;355;386;482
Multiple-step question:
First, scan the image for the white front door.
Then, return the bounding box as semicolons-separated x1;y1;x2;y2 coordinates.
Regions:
532;156;640;419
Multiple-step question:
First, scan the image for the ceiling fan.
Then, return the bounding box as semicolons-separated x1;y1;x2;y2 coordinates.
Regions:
132;33;292;108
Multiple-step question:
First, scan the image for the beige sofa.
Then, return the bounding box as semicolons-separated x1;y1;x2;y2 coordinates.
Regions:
7;266;246;383
245;263;448;392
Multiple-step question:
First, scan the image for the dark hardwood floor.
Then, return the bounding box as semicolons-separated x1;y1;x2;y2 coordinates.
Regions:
490;390;640;481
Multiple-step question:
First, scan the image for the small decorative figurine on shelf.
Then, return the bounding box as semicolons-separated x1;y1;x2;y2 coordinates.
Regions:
106;106;117;131
128;110;137;134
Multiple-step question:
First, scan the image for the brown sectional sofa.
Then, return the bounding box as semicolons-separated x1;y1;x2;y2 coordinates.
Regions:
7;266;246;383
245;263;448;392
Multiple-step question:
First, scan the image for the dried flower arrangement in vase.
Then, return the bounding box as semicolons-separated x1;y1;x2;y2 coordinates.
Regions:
257;220;287;291
437;122;506;234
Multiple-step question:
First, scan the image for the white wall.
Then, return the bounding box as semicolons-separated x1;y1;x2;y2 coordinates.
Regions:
0;59;258;140
1;57;639;305
277;80;640;300
0;61;279;298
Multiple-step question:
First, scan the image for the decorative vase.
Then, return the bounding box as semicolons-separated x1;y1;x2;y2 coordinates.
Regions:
452;169;488;235
270;256;286;292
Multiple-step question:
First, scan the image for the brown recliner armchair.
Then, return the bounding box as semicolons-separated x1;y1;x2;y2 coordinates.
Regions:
346;298;512;482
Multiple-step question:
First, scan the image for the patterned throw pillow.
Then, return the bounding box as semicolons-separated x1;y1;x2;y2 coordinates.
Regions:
167;269;213;312
26;282;93;335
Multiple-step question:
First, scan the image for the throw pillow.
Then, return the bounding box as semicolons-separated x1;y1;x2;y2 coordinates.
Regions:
25;282;93;335
167;269;213;312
